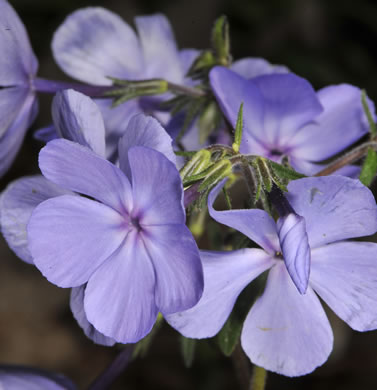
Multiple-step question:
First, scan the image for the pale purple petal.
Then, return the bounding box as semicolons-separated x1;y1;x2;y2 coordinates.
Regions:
0;366;76;390
166;249;275;338
28;195;126;288
208;180;279;253
142;224;203;314
290;84;373;161
34;125;58;143
85;230;158;343
118;114;175;180
277;214;310;294
311;242;377;331
70;286;115;346
209;66;267;153
52;7;142;85
129;146;185;225
241;263;333;377
0;0;38;85
0;175;71;264
135;14;182;82
231;57;289;79
0;87;29;138
251;73;323;148
94;98;143;160
39;139;133;213
52;90;106;156
286;176;377;247
0;92;37;177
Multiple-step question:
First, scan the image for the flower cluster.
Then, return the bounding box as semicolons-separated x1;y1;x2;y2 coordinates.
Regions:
1;0;377;387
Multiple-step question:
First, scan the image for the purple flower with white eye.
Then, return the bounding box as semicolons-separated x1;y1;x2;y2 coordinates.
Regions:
167;175;377;376
209;66;375;176
27;136;203;343
52;8;196;156
0;0;38;176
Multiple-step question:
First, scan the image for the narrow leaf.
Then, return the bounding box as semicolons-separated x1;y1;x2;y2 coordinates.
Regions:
361;90;377;138
232;103;244;153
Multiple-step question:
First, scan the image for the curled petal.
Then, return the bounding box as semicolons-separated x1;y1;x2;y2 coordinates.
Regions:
277;213;310;294
231;57;289;79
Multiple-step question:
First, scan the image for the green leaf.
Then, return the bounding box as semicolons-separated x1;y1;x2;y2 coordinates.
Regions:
232;102;244;153
359;148;377;186
198;102;218;144
361;90;377;138
180;336;197;368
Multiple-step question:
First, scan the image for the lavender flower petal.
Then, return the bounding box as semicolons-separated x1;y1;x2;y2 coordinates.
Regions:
230;57;289;79
311;242;377;331
0;176;71;264
208;180;279;253
0;0;38;85
286;176;377;248
277;214;310;294
251;73;323;147
241;263;333;377
70;286;116;346
28;195;126;288
0;365;76;390
166;249;275;338
52;7;142;85
135;14;182;82
84;231;158;343
129;146;184;225
142;224;203;314
0;93;37;177
0;87;29;137
34;125;58;143
290;84;374;162
118;114;175;180
39;139;133;213
52;90;106;157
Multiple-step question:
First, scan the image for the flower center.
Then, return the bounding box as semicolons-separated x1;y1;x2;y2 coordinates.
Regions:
129;216;142;232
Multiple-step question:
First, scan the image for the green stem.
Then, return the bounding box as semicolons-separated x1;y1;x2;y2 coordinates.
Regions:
249;365;267;390
166;81;207;98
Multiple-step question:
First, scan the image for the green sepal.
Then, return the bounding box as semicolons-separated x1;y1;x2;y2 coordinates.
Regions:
268;160;306;182
180;149;212;181
359;148;377;186
232;102;244;153
180;336;197;368
361;90;377;138
211;15;231;66
198;159;232;192
187;50;216;80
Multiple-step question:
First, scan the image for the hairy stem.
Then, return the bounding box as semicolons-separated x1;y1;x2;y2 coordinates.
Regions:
249;365;267;390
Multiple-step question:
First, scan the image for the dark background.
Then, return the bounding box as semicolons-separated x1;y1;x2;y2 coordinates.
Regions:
1;0;377;388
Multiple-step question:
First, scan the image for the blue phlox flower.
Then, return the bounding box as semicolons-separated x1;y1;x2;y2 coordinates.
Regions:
167;175;377;376
209;66;375;176
26;122;203;342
